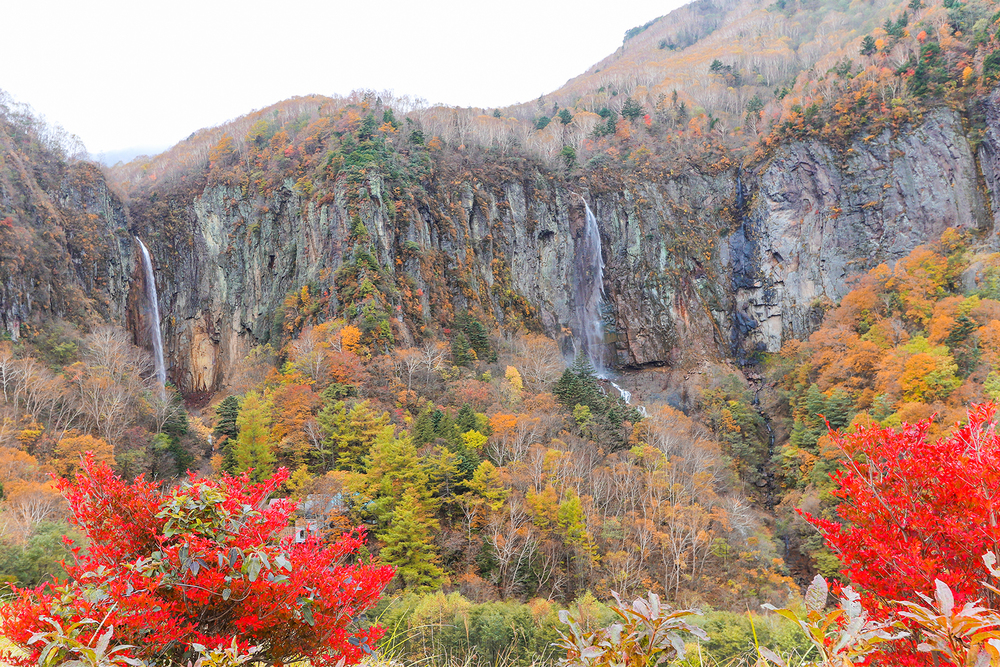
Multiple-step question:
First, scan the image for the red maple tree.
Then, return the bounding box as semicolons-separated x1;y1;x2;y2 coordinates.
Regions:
0;457;394;667
805;403;1000;664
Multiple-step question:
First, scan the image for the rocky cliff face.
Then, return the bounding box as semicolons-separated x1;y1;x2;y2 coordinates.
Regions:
122;104;997;394
6;102;993;394
132;167;734;393
0;119;136;340
729;108;991;360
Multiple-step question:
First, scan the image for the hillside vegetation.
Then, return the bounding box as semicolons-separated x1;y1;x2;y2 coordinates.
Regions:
2;0;1000;665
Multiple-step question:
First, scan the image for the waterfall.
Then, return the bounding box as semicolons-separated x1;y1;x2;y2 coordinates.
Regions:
609;380;631;404
571;198;647;417
573;199;606;374
609;380;648;418
136;238;166;392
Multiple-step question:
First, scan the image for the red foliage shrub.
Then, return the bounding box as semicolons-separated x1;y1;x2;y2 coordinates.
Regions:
0;458;394;667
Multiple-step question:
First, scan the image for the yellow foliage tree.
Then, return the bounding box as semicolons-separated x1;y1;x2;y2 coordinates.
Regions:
52;434;115;478
340;325;362;354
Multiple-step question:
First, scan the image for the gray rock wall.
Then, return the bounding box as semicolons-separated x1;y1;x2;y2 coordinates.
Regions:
8;103;993;394
139;104;996;393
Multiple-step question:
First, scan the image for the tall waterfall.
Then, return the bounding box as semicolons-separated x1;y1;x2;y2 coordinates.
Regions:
571;199;646;417
573;200;606;374
136;238;166;392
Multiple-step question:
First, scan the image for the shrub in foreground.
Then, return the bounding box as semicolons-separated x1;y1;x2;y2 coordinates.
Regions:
0;458;394;667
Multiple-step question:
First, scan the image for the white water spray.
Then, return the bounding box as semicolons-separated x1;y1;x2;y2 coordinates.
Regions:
573;200;607;374
609;380;648;418
609;380;630;404
136;238;166;392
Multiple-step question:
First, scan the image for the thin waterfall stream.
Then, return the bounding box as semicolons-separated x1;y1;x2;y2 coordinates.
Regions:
573;199;607;374
136;237;166;393
572;198;645;416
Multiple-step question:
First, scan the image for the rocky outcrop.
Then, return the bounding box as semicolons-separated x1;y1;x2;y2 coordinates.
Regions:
728;108;990;358
7;101;994;393
0;120;135;339
123;104;999;394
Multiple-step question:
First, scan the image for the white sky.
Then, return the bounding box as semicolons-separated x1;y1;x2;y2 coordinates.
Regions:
2;0;688;157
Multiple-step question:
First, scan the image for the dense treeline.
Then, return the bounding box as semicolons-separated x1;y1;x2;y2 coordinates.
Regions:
202;318;792;608
0;326;198;585
769;229;1000;581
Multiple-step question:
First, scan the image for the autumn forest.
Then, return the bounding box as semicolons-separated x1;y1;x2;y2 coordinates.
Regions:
3;0;1000;664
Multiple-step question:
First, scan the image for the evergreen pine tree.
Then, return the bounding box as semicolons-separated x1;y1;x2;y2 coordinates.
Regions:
426;445;462;512
676;102;688;126
215;396;241;436
455;403;478;435
825;389;854;430
621;96;644;122
860;35;876;56
554;352;601;411
435;410;461;449
461;318;494;362
221;440;239;475
214;396;241;473
378;489;443;591
451;332;474;366
804;383;826;419
412;407;437;447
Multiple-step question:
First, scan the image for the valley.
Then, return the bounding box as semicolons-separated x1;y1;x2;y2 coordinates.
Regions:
2;0;1000;664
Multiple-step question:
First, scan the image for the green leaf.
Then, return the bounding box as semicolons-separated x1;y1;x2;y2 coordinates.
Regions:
247;558;262;582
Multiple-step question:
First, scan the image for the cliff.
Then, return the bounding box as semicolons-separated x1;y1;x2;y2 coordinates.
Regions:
0;109;135;340
3;95;995;396
114;103;992;394
730;106;991;360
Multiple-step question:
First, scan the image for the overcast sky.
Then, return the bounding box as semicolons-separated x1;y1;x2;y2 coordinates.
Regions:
2;0;687;158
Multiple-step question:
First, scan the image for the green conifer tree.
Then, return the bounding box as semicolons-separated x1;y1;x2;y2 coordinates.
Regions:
451;332;474;366
378;489;443;591
621;96;644;122
455;403;478;435
435;410;461;449
824;389;854;430
356;427;436;525
214;396;241;473
412;406;438;447
317;400;390;472
461;318;494;362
